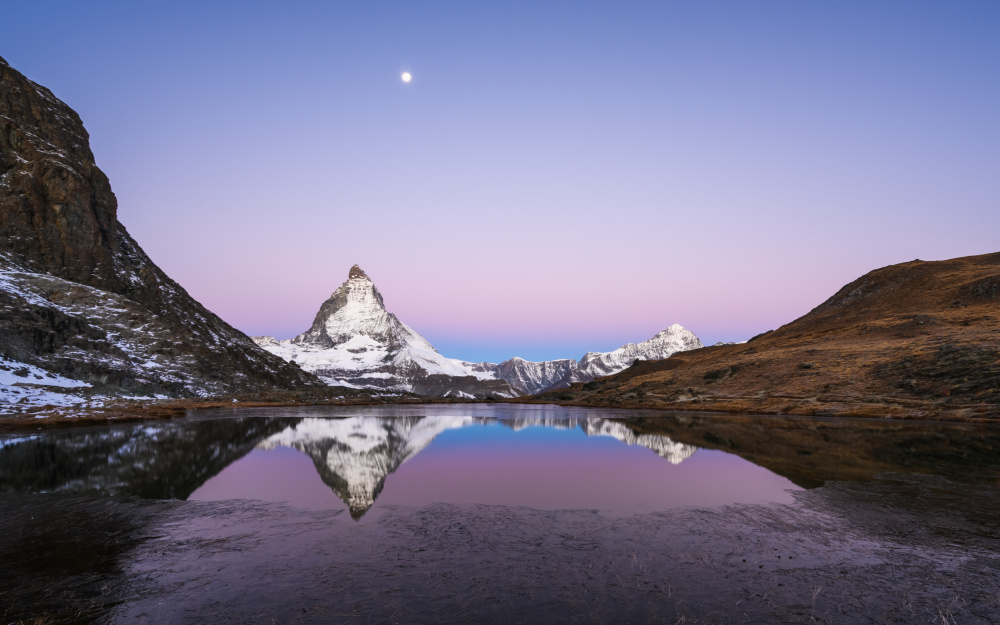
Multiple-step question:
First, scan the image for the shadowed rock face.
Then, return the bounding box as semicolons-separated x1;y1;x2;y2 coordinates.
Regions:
469;357;578;395
0;55;322;396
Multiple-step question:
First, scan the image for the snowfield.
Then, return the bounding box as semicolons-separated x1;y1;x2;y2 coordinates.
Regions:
254;266;704;398
0;356;99;415
252;266;518;398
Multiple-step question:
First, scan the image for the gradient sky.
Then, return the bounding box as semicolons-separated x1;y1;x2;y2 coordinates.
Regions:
2;1;998;362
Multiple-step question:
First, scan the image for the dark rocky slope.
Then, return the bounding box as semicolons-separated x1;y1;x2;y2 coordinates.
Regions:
0;55;321;396
531;252;1000;420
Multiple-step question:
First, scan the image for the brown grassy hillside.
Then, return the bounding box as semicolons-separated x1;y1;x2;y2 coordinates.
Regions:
530;252;1000;420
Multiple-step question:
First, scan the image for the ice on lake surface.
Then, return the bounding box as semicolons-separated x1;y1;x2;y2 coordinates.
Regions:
2;404;1000;624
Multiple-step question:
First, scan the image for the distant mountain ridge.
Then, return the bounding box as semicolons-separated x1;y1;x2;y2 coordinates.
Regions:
461;357;579;395
255;265;703;397
474;325;704;393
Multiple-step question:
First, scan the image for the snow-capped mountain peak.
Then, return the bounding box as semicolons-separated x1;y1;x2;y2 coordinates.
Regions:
348;264;369;280
544;324;704;390
253;266;517;398
254;266;703;398
293;264;409;350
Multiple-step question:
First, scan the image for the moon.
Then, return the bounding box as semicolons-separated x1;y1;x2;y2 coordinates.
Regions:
401;72;412;83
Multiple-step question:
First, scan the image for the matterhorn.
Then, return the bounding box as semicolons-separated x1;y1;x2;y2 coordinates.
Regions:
253;266;516;398
255;265;704;397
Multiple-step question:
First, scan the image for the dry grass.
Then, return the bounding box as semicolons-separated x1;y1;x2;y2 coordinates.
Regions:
528;252;1000;422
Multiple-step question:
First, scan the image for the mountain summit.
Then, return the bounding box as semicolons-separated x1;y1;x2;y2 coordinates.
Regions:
254;267;517;397
548;324;704;390
256;265;704;397
293;264;410;349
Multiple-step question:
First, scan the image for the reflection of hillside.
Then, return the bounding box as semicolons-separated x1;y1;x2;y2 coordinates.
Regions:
0;417;300;499
259;416;699;518
616;415;1000;488
499;418;697;464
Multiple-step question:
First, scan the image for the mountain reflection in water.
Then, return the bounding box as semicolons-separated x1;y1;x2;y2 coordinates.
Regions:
3;406;1000;625
4;405;998;522
250;416;700;518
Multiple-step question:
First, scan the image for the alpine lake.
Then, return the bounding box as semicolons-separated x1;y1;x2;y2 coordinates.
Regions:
1;404;999;624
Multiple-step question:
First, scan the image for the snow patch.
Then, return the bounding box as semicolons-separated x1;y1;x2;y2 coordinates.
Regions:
0;356;100;415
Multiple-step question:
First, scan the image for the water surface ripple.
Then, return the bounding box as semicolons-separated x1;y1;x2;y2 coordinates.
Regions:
1;404;998;624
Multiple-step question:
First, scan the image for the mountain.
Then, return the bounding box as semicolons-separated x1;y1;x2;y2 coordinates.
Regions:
254;265;704;398
544;324;703;390
253;266;518;398
459;325;703;395
461;357;578;395
257;415;698;518
531;252;1000;420
0;55;321;401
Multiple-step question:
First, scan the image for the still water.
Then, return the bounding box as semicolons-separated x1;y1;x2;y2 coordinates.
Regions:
188;411;800;516
1;404;999;624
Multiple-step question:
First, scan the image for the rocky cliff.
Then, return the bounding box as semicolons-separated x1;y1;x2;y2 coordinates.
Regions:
466;357;578;395
544;324;703;390
253;266;518;398
462;325;703;395
0;55;322;397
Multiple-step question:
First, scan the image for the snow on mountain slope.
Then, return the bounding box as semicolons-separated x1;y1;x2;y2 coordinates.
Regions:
544;324;703;391
0;356;100;415
0;56;319;398
462;357;578;395
253;266;702;398
253;266;517;398
463;325;703;395
0;264;299;398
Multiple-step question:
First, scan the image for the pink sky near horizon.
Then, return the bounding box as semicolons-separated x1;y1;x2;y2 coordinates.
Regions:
3;2;997;363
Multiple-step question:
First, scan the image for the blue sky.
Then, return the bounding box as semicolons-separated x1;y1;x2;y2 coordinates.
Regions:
2;1;998;362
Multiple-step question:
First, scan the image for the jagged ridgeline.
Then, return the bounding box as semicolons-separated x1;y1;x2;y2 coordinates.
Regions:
254;265;521;398
0;55;322;396
253;265;703;397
